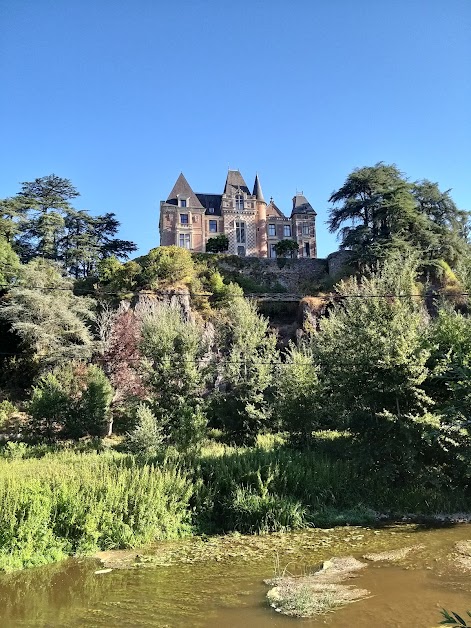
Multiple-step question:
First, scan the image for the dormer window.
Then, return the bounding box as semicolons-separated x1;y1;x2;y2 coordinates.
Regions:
180;199;187;208
235;195;244;210
208;207;215;214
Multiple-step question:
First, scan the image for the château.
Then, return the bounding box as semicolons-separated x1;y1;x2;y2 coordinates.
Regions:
159;170;317;258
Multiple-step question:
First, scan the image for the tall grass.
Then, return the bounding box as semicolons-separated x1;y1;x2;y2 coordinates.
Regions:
1;437;470;571
0;452;192;570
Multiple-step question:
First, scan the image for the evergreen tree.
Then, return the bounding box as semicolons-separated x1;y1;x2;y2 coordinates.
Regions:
138;301;209;447
0;259;96;366
208;299;278;444
328;163;469;267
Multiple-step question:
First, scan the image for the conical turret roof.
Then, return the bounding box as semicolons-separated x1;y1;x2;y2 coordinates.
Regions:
252;174;265;202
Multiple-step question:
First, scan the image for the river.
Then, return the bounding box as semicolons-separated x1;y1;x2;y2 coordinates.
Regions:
1;523;470;627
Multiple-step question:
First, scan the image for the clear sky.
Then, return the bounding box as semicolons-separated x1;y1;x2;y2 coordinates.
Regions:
1;0;470;258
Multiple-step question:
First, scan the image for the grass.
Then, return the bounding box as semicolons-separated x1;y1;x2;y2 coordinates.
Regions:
1;432;471;571
0;451;193;571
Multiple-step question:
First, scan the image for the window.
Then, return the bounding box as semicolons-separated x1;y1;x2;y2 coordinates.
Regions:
269;243;277;258
235;195;244;210
180;199;187;208
209;220;217;233
268;224;276;237
208;207;215;214
237;245;246;257
304;242;310;257
302;224;310;235
180;213;189;224
283;225;291;237
179;233;191;249
236;221;246;244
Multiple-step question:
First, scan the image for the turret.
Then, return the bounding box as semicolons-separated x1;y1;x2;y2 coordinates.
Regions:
253;174;268;258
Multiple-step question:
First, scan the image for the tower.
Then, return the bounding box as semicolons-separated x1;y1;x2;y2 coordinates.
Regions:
253;174;268;258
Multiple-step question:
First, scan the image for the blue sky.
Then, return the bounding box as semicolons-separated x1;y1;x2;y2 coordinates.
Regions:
1;0;470;258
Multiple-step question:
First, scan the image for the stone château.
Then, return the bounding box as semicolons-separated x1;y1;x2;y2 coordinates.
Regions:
159;170;317;258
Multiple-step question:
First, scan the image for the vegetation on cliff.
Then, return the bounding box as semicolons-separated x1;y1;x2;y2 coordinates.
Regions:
0;166;470;571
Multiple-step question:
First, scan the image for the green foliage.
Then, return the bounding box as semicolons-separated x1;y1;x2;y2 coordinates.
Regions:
139;302;208;449
126;403;165;455
274;239;299;258
206;234;229;253
29;363;113;440
0;237;20;286
0;259;96;366
208;299;278;444
209;270;244;306
136;246;195;287
98;258;142;294
440;609;471;626
275;344;323;444
0;452;193;570
0;400;18;426
328;163;469;268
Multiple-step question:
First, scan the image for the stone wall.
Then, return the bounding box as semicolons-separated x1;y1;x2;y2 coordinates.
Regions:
217;256;329;293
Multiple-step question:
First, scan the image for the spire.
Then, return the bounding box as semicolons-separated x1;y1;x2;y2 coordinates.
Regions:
252;173;265;203
166;172;203;208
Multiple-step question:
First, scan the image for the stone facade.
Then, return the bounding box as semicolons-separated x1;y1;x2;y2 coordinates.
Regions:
159;170;317;258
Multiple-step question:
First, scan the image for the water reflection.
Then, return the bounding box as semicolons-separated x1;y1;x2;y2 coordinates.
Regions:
0;524;470;627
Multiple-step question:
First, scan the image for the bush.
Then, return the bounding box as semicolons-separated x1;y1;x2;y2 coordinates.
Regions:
137;246;195;287
0;453;193;570
28;363;113;440
126;404;165;455
0;400;18;426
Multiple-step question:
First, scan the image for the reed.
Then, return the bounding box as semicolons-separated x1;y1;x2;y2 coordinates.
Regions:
0;452;192;570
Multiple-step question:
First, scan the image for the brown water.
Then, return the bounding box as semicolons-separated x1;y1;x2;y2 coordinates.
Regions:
1;524;471;627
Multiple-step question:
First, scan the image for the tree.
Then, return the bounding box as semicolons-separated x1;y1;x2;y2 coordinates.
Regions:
29;363;113;440
275;343;323;445
0;237;21;286
306;256;452;482
3;175;136;277
328;163;417;263
136;246;195;287
206;235;229;253
61;210;137;278
411;180;469;266
208;299;278;444
274;239;299;258
0;197;28;244
0;259;96;367
138;301;209;448
328;164;470;268
15;174;79;261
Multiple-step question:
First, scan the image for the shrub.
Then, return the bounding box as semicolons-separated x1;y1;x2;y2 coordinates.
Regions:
126;404;165;455
137;246;195;287
0;400;18;426
28;363;113;440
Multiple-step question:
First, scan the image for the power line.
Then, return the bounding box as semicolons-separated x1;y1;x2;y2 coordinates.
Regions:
0;282;467;300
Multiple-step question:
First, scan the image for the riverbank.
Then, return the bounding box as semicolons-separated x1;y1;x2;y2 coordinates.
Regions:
1;436;471;571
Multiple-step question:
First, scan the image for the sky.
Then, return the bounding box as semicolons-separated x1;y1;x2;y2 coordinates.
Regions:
1;0;470;259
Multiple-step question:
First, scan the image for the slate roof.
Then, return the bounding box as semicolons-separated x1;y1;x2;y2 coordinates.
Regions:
166;173;204;209
196;193;222;216
291;194;317;216
223;170;250;195
252;174;265;202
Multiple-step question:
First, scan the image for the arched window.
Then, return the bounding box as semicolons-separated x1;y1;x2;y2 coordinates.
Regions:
235;195;244;211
